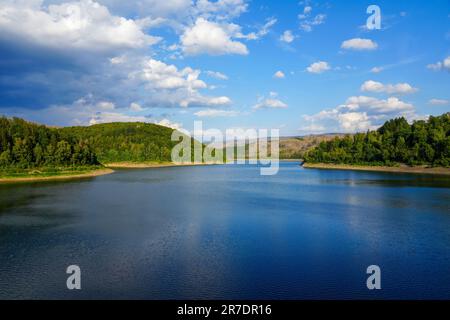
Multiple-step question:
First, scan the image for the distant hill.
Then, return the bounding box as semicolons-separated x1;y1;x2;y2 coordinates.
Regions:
279;135;347;159
222;134;346;160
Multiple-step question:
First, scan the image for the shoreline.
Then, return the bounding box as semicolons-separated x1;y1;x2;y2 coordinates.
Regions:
0;162;221;183
280;159;304;164
0;168;114;184
303;163;450;175
104;162;220;169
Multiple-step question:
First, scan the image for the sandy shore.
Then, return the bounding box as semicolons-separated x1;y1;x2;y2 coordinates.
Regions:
0;168;114;184
303;163;450;175
104;162;219;169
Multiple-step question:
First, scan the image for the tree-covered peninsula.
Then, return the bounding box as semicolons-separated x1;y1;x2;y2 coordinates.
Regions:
304;113;450;167
0;116;195;180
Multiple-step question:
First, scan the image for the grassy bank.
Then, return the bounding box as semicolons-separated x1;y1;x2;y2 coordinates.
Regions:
303;163;450;175
104;161;220;169
0;166;114;183
0;162;219;183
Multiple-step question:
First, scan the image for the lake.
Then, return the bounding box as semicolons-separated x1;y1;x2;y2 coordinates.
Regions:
0;162;449;299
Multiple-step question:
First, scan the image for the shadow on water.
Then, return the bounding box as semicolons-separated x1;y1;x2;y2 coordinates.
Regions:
0;192;45;214
319;173;450;189
0;179;96;230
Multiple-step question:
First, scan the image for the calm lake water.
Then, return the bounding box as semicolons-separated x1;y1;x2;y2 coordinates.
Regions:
0;162;449;299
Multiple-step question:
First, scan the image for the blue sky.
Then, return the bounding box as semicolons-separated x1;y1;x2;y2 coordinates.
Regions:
0;0;449;136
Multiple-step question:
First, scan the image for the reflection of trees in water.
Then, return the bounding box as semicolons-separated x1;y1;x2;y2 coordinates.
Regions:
0;184;79;231
322;176;450;189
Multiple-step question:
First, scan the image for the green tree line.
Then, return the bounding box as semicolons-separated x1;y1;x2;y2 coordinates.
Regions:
0;117;98;168
305;113;450;167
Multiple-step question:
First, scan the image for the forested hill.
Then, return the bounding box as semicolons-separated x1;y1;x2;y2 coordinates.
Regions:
0;117;98;168
60;122;180;164
305;113;450;167
0;117;183;169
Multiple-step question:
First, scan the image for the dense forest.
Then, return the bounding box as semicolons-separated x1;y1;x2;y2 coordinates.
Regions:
0;117;98;168
0;117;203;172
0;117;187;168
60;122;179;163
305;113;450;167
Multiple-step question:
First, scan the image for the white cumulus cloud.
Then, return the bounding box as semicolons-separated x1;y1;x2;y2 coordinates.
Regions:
427;56;450;72
155;118;183;130
280;30;295;43
0;0;160;52
253;93;288;110
361;80;418;95
345;96;414;114
123;57;232;108
371;66;384;73
341;38;378;50
306;61;331;74
300;94;416;134
130;58;207;90
273;71;285;78
180;18;248;55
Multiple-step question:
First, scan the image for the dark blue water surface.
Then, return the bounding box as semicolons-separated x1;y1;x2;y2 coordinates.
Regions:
0;162;449;299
